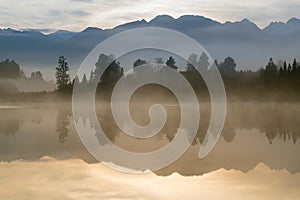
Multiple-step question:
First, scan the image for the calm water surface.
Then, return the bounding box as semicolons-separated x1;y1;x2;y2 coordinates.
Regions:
0;102;299;199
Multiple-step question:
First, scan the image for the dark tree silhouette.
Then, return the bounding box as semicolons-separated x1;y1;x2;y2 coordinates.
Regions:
279;66;284;75
288;63;292;73
260;58;278;84
31;71;44;81
266;58;277;74
292;58;297;72
94;54;124;100
219;57;237;75
283;61;287;73
94;54;123;80
0;59;23;79
166;56;177;70
55;56;71;93
133;59;147;68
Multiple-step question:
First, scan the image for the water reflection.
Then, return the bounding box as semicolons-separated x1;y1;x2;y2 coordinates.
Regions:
56;108;71;144
0;108;23;136
0;102;300;176
1;158;299;200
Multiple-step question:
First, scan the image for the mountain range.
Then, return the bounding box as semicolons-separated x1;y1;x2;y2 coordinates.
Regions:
1;15;300;78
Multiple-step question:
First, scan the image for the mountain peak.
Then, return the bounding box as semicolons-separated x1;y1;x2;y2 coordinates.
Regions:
114;19;147;29
177;15;219;23
240;18;251;24
223;18;260;31
82;27;102;33
148;14;220;30
149;15;175;23
53;30;74;34
264;18;300;34
177;15;205;20
1;28;19;33
48;30;76;40
287;17;300;24
0;28;33;36
239;18;259;28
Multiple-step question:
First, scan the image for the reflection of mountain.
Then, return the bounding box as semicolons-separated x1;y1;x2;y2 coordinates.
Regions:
155;128;300;176
91;101;300;175
0;103;300;176
1;15;300;72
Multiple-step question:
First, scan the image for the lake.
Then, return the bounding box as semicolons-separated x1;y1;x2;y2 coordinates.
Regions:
0;102;299;199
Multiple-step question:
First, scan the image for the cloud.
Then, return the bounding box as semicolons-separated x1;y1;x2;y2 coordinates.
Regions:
48;10;63;17
70;10;91;16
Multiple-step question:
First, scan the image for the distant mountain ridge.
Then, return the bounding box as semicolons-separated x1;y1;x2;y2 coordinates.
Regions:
0;14;300;77
2;15;298;37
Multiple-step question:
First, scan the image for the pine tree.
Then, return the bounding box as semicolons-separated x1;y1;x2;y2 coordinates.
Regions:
55;56;70;93
292;58;297;72
133;59;147;68
288;63;292;73
283;61;287;74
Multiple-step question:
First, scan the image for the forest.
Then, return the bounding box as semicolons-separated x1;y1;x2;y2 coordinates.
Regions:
1;53;300;102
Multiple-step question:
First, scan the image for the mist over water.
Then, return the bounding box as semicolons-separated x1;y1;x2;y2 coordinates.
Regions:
0;101;299;173
0;100;299;199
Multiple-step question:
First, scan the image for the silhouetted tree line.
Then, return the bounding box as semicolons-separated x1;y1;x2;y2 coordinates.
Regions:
54;54;124;99
59;53;300;101
0;59;51;98
0;59;24;79
1;54;297;100
0;59;46;81
30;71;43;81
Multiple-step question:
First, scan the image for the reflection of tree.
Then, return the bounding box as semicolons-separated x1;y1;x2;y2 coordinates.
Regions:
31;112;43;125
221;103;300;144
89;54;300;145
95;104;120;144
95;86;180;147
0;119;22;136
56;109;70;143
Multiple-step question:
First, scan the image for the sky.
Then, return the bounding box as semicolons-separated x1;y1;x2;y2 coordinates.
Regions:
0;0;300;32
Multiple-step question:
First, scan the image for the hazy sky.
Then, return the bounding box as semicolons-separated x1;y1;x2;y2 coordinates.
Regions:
0;0;299;32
